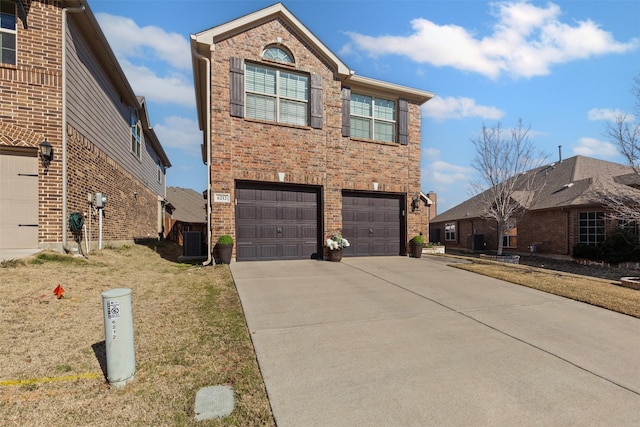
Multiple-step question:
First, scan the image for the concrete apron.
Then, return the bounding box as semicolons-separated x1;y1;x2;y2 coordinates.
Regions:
231;256;640;426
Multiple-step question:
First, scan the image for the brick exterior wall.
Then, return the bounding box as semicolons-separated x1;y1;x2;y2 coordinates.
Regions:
432;205;626;258
0;1;165;250
207;18;423;255
0;1;63;246
67;125;162;247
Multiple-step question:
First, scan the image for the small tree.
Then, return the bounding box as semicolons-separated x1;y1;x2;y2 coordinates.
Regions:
470;120;547;255
601;74;640;222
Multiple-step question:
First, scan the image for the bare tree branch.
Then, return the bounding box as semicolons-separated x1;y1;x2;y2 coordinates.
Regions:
599;74;640;222
471;119;548;255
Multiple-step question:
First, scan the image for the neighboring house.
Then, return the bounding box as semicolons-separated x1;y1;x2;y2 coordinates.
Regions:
431;155;640;257
0;0;171;251
164;187;206;250
190;2;434;261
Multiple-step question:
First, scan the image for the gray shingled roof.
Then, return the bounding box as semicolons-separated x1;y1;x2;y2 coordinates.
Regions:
433;155;640;223
166;187;206;224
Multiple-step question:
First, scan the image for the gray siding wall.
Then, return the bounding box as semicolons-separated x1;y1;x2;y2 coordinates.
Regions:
65;20;165;196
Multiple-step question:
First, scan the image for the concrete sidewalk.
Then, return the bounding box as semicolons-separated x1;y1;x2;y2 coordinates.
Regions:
231;256;640;426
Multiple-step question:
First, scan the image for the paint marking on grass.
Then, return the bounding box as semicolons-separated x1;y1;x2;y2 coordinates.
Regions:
0;372;102;386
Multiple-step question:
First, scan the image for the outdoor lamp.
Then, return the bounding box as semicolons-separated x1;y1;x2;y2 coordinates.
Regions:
411;194;421;212
39;139;53;170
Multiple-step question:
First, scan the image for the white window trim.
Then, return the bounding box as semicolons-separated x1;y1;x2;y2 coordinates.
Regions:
350;93;397;143
245;63;309;126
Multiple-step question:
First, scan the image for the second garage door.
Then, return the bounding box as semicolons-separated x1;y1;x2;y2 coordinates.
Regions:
235;183;320;261
342;192;404;256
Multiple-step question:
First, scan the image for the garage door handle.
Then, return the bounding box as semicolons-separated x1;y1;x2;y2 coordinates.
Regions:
19;224;38;227
368;228;373;235
277;227;282;234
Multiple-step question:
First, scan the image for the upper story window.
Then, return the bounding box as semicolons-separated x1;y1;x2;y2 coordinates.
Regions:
0;0;17;65
131;109;142;159
350;93;397;143
245;63;309;126
263;46;293;63
229;57;323;129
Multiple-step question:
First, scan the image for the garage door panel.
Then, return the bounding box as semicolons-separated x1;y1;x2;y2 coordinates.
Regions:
342;193;402;257
236;184;319;261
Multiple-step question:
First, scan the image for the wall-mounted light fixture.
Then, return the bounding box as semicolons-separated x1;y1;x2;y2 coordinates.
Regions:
39;139;53;170
411;194;421;212
373;182;379;191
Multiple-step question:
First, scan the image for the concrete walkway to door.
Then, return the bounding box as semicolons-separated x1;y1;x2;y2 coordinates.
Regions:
230;256;640;426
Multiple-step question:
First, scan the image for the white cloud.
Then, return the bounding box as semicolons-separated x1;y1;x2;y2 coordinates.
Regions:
587;108;635;122
422;147;440;159
572;137;619;157
96;13;194;107
343;2;639;79
424;160;475;185
119;60;194;107
422;96;504;121
96;13;191;70
153;116;202;157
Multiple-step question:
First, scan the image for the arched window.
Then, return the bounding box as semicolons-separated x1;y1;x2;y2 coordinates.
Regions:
263;46;293;64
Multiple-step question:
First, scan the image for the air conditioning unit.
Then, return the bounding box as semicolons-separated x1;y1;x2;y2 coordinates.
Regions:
183;231;203;257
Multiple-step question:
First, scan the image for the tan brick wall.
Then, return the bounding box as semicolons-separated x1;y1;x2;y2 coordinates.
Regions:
1;2;163;250
207;18;423;254
0;1;63;245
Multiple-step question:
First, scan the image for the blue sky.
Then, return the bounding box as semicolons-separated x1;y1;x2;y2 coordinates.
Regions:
89;0;639;214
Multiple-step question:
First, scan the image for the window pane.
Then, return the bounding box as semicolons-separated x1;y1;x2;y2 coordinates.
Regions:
280;99;307;125
375;121;395;143
375;98;395;120
350;116;371;139
263;47;292;63
0;13;15;30
351;94;372;117
279;71;308;101
2;32;14;49
246;93;276;121
1;45;14;64
246;65;276;95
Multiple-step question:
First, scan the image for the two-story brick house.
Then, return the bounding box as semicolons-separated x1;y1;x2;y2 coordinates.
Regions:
191;3;433;261
0;0;171;252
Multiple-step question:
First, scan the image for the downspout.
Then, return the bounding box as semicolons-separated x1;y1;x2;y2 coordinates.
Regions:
61;5;86;252
191;43;212;266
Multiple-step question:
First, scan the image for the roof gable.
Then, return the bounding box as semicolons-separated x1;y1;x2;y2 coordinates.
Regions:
193;2;350;76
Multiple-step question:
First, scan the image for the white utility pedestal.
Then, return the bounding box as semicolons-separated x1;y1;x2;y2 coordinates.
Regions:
102;288;136;388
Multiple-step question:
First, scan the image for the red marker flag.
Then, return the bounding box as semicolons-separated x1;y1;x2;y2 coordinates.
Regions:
53;285;65;299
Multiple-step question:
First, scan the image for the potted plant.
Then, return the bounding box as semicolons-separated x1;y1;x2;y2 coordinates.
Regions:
216;234;234;264
409;234;424;258
325;233;350;262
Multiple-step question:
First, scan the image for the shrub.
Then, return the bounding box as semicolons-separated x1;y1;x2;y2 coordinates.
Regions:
217;235;234;245
410;235;424;245
573;229;640;264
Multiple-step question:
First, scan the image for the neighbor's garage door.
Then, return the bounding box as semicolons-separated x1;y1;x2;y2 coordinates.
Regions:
0;150;38;249
235;183;320;261
342;192;403;256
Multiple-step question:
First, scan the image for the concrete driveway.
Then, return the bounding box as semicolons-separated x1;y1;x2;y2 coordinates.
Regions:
231;256;640;426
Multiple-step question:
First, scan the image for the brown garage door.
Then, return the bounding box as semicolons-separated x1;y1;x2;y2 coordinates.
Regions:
0;149;38;249
342;192;404;256
235;183;320;261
